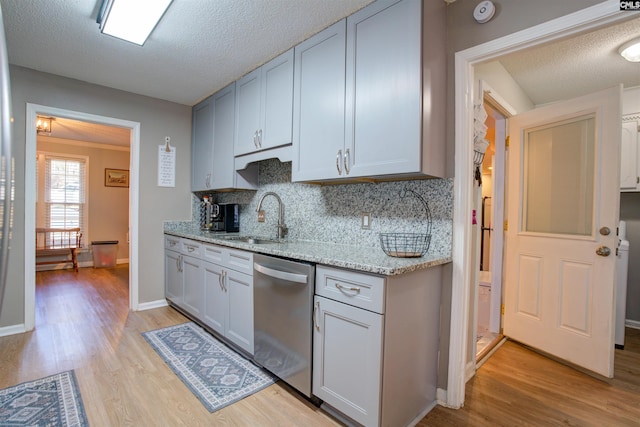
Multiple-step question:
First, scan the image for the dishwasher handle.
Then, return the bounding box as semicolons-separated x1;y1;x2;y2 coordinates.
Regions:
254;262;308;284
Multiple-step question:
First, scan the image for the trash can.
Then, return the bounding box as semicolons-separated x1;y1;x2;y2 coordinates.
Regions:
91;241;118;268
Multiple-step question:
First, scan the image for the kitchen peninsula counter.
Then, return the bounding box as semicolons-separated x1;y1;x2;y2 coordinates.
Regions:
164;222;451;276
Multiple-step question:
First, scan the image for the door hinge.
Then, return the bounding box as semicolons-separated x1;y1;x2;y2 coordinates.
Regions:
637;176;639;184
505;136;510;148
503;220;508;231
501;304;505;315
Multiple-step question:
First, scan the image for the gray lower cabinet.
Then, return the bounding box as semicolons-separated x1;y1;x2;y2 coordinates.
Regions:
164;246;182;304
313;264;442;427
164;235;254;355
202;258;254;355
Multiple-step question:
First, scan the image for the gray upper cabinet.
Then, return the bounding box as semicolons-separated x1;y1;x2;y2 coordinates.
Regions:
292;21;346;182
292;0;446;182
191;84;257;192
234;49;294;157
191;97;214;191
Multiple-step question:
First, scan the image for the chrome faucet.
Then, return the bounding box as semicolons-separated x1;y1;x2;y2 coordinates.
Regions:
256;192;287;240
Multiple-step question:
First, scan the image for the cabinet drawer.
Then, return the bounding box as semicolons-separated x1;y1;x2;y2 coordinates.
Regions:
165;235;181;251
202;243;224;264
315;265;385;314
226;248;253;275
181;239;202;257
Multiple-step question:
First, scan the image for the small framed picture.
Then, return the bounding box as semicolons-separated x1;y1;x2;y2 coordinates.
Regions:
105;168;129;187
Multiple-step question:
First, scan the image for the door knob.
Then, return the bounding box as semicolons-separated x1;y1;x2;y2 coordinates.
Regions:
599;227;611;236
596;246;611;257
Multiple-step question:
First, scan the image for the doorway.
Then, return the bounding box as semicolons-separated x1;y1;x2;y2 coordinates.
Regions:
474;95;509;363
24;103;141;331
448;4;631;408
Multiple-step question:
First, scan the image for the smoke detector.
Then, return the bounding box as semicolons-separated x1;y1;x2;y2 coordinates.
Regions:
474;1;495;24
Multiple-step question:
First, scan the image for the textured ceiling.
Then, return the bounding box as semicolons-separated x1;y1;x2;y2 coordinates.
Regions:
38;117;131;147
1;0;373;106
497;14;640;106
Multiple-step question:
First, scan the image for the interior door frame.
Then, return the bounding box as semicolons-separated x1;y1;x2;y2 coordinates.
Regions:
24;103;141;330
449;0;628;409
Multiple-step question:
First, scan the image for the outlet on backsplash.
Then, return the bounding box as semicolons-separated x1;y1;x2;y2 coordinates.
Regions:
257;210;265;222
361;212;371;230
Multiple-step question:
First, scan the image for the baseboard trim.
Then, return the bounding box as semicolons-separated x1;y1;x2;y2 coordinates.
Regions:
407;400;438;426
0;323;26;337
625;319;640;330
436;387;448;406
136;299;168;311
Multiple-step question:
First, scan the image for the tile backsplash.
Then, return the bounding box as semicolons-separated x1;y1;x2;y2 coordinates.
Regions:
193;159;453;258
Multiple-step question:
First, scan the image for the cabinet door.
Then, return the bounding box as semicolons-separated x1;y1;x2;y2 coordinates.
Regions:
621;119;639;191
182;255;204;317
292;21;346;182
191;97;214;191
203;261;226;336
312;295;383;427
225;269;254;355
211;83;236;189
235;68;262;156
261;49;294;151
345;0;422;177
164;249;183;304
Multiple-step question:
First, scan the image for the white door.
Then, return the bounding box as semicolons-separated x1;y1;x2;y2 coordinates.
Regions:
504;86;621;378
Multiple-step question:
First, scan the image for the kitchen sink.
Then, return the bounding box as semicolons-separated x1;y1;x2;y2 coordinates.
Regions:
218;236;280;245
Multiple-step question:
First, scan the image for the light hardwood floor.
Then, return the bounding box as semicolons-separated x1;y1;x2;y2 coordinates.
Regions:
2;266;640;426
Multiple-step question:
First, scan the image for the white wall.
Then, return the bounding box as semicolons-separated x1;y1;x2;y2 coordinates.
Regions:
0;66;192;328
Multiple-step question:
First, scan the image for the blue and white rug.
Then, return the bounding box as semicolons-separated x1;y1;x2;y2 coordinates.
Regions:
0;370;88;426
142;322;277;413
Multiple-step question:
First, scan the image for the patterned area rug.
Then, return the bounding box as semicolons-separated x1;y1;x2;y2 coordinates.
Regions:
0;370;88;426
142;322;277;413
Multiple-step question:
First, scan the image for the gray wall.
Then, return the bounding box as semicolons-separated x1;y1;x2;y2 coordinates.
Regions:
1;66;192;327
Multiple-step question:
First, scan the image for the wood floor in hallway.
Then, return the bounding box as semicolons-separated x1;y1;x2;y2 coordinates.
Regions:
1;266;640;426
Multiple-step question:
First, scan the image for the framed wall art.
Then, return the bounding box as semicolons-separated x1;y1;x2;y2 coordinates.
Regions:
105;168;129;188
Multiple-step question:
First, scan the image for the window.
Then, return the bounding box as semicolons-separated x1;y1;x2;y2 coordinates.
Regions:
37;153;88;243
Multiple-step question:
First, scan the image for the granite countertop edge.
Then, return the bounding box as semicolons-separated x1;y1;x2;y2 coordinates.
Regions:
164;227;451;276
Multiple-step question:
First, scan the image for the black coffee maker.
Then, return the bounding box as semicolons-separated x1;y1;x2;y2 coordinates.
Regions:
211;203;240;232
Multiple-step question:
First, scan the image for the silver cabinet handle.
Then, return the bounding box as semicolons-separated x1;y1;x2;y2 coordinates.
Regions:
336;282;360;294
169;240;177;247
187;246;195;253
336;149;343;175
313;301;320;331
176;255;180;272
205;173;211;189
218;269;226;291
254;262;308;284
222;270;227;291
344;148;350;175
177;255;183;273
258;129;263;148
253;130;259;148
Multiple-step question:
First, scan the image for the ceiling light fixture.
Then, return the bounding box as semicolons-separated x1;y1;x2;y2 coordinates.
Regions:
97;0;173;46
619;37;640;62
36;117;53;135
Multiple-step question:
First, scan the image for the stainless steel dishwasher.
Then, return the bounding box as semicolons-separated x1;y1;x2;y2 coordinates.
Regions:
253;253;315;398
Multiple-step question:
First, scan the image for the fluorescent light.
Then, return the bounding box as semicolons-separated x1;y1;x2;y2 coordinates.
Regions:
619;37;640;62
99;0;173;46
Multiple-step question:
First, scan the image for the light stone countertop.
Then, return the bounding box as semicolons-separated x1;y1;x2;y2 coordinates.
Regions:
164;222;451;276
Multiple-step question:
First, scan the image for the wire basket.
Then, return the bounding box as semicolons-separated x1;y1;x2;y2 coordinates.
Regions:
379;188;432;258
379;233;431;258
